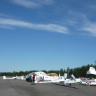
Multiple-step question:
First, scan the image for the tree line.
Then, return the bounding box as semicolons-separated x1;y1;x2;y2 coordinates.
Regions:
1;64;96;78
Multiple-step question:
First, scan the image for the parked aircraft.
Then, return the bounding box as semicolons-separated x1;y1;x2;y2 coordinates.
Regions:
3;76;17;79
3;76;25;80
81;67;96;86
87;67;96;75
55;74;81;86
26;71;58;83
26;72;81;86
81;79;96;85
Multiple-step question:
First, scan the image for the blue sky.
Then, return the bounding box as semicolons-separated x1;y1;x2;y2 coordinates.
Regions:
0;0;96;72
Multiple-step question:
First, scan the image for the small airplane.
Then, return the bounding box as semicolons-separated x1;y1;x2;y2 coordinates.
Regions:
3;76;25;80
26;71;59;83
87;67;96;75
53;73;81;86
81;67;96;86
27;72;81;86
3;76;17;79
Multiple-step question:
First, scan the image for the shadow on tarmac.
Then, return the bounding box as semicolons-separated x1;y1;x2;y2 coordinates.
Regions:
55;84;78;89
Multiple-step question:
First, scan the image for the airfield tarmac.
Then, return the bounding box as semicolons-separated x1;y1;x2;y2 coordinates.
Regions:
0;77;96;96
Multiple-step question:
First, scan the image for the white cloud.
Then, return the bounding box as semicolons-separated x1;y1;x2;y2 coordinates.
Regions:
35;0;54;5
0;13;12;18
64;11;96;37
0;18;69;34
12;0;54;8
12;0;39;8
0;25;14;30
89;5;96;9
81;22;96;36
